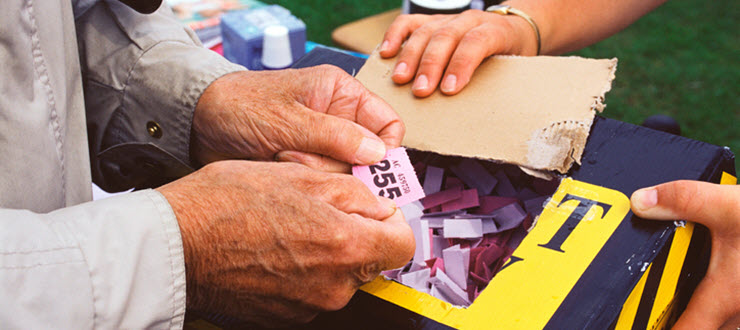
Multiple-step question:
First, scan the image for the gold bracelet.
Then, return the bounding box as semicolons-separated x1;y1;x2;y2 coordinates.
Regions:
486;5;541;56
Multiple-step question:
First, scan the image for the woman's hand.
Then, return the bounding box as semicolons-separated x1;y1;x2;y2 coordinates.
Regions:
379;10;537;97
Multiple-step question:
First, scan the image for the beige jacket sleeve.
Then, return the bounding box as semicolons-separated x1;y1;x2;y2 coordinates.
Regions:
0;190;186;329
76;0;246;192
0;0;240;328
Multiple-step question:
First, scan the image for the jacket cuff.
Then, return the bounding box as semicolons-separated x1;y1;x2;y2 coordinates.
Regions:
50;189;186;328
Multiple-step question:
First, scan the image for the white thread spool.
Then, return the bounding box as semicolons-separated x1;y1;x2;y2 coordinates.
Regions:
261;25;293;70
409;0;472;14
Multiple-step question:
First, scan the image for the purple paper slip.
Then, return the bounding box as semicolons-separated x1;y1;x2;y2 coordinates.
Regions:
422;210;467;218
470;271;488;286
370;149;561;307
445;176;464;190
421;187;463;209
454;214;495;219
491;203;528;232
443;245;470;290
481;218;499;234
432;235;450;259
441;189;480;212
493;170;518;197
476;196;519;215
423;166;445;195
426;257;445;276
409;219;431;263
400;201;424;222
517;187;540;201
381;268;402;281
352;147;425;207
449;159;498;195
400;268;431;293
524;196;550;216
427;217;445;229
431;270;470;306
443;219;483;239
484;230;513;247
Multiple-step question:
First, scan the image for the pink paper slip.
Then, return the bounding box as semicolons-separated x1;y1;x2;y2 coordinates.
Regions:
352;147;425;207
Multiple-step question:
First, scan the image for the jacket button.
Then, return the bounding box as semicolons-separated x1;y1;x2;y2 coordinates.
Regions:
147;121;162;138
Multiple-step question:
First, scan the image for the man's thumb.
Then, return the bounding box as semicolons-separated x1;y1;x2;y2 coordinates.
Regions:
297;110;388;165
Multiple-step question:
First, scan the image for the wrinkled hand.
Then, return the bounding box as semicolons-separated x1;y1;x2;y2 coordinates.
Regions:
192;65;404;172
157;160;415;326
631;180;740;329
380;10;537;97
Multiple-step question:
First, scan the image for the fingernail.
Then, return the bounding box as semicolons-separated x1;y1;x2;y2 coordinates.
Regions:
412;74;428;91
441;74;457;93
356;137;386;164
633;188;658;210
393;62;407;76
275;151;300;163
377;196;397;212
380;40;390;53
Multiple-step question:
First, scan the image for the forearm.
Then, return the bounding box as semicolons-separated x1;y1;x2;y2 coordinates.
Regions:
502;0;668;55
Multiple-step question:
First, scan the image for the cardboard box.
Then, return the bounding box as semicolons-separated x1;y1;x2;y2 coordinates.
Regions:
288;48;737;329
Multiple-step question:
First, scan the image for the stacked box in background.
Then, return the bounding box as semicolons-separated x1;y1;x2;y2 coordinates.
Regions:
221;5;306;70
167;0;266;47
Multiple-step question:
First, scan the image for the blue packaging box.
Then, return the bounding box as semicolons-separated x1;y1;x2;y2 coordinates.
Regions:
221;5;306;70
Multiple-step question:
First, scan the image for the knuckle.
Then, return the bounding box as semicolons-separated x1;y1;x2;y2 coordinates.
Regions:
324;223;351;250
419;54;446;68
448;52;476;69
407;14;429;22
315;64;344;77
459;9;483;20
398;40;424;58
415;22;440;38
461;28;489;46
331;228;350;247
431;28;459;42
390;14;423;32
394;14;413;25
328;174;364;192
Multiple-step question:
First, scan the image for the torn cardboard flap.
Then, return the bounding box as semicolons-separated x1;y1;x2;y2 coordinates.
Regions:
355;51;617;173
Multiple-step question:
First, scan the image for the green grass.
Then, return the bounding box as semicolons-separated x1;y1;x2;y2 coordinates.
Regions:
264;0;739;174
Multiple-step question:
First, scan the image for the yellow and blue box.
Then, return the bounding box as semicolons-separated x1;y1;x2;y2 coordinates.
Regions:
291;48;737;330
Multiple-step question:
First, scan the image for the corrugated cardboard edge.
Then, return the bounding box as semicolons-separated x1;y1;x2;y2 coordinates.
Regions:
356;52;618;174
524;56;618;172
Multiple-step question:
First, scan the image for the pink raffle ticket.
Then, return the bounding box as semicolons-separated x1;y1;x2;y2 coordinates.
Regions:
352;147;425;207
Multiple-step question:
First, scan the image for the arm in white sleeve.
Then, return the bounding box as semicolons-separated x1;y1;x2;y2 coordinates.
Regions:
0;190;185;329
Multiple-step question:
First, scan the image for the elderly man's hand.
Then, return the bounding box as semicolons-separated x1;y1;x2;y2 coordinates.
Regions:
631;180;740;329
157;160;415;326
191;65;404;172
